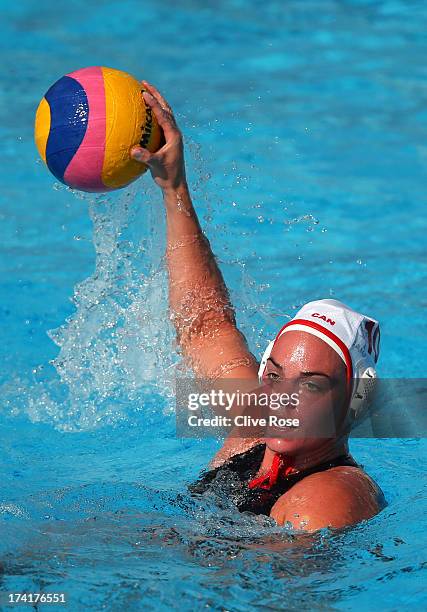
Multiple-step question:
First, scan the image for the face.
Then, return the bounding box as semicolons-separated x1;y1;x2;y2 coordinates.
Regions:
261;330;349;454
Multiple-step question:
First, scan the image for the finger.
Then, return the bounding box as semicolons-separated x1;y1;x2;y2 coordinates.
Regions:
141;80;172;111
141;80;173;113
142;91;178;140
131;145;167;174
130;145;153;164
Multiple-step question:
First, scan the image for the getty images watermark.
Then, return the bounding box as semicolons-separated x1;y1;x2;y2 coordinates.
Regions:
186;387;300;430
175;377;340;438
175;378;427;439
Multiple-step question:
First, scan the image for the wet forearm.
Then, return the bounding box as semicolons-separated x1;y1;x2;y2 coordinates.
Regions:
163;182;236;349
130;81;244;370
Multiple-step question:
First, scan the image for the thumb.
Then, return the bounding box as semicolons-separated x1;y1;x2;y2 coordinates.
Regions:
130;145;153;165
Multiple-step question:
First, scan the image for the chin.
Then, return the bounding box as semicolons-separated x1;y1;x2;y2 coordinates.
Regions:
264;437;303;454
264;435;327;456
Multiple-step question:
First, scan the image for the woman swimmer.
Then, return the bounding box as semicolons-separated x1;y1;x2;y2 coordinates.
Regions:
131;82;385;532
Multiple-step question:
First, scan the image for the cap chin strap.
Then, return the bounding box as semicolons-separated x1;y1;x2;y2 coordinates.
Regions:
248;453;297;490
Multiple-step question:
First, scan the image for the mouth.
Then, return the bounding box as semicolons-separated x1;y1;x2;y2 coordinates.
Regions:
265;413;301;438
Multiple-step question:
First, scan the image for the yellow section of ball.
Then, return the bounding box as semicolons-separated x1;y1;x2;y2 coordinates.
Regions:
101;67;162;190
34;97;51;164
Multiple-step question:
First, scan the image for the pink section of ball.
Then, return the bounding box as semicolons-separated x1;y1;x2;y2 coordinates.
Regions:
63;67;109;192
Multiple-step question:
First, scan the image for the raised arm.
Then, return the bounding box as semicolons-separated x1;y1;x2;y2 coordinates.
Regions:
131;82;258;381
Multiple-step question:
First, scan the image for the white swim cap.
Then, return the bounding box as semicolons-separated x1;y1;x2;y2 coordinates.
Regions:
258;299;380;416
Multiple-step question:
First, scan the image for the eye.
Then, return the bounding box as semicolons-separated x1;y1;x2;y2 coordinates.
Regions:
266;371;281;381
300;380;321;392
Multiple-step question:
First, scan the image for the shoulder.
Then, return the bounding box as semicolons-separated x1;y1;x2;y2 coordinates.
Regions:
270;465;384;532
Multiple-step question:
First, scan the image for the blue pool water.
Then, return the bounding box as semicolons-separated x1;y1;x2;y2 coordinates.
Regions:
1;0;426;609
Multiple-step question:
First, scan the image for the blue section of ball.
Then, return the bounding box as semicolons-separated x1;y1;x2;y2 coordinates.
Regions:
45;76;89;183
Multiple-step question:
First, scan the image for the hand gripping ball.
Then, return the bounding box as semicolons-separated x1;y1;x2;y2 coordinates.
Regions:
34;66;162;192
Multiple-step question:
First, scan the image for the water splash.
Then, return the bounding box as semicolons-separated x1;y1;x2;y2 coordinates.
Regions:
52;184;181;425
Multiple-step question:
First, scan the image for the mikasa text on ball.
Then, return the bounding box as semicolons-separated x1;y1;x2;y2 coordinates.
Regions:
34;66;162;192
